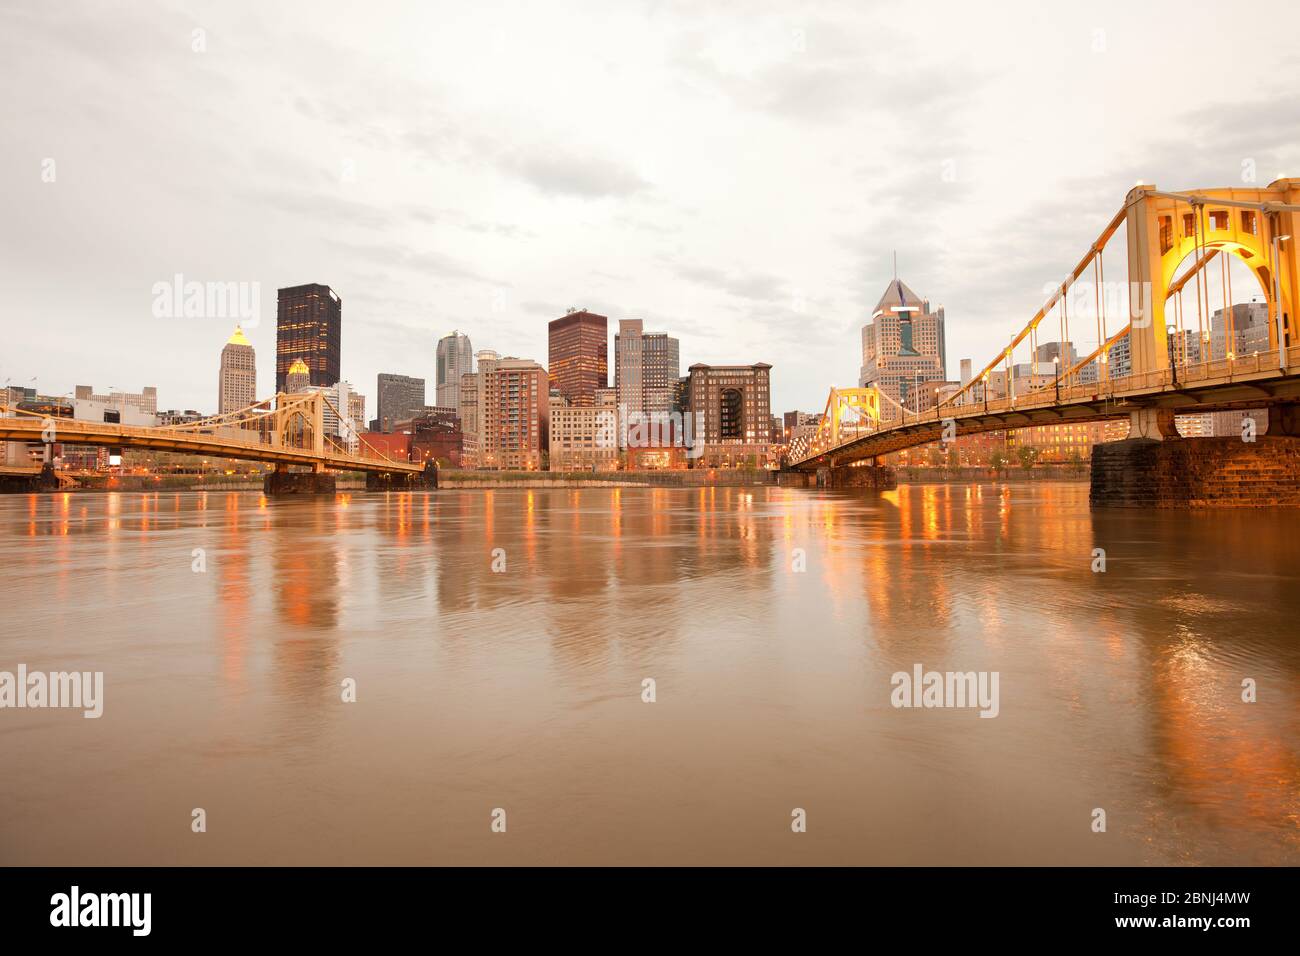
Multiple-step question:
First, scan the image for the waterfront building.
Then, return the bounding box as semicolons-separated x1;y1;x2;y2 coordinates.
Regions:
480;358;548;470
549;390;619;471
275;283;341;392
686;362;773;468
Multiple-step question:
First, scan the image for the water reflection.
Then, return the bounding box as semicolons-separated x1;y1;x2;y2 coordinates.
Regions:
0;483;1296;865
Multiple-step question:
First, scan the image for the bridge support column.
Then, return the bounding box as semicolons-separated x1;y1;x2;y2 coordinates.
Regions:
1267;402;1300;436
0;463;59;494
1091;431;1300;508
263;468;336;496
815;463;897;490
365;462;438;492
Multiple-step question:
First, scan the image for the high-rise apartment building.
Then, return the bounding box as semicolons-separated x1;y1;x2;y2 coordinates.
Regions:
480;358;548;470
218;325;256;415
615;319;680;435
686;362;773;468
375;373;426;433
276;284;341;393
858;278;946;419
548;310;608;406
435;331;473;409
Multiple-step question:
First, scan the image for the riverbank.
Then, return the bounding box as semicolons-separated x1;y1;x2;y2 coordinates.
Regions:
437;468;777;488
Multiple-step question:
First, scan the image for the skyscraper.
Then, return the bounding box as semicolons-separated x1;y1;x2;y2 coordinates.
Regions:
615;319;680;422
218;325;256;415
286;358;312;393
375;373;426;433
858;278;946;417
435;331;473;409
548;310;608;406
276;283;341;393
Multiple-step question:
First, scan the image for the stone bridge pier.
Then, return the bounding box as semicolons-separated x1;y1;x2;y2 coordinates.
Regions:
1090;404;1300;507
366;462;438;491
777;458;897;490
263;463;336;496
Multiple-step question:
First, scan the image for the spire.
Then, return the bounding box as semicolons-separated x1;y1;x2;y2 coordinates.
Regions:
225;325;252;347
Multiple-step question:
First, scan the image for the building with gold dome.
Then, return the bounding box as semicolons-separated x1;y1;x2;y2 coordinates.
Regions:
285;358;311;393
218;325;256;414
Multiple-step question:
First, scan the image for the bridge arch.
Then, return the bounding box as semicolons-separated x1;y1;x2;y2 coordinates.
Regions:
1126;180;1300;374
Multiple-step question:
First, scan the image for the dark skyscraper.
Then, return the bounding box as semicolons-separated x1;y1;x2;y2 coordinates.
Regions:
548;309;608;406
276;283;341;393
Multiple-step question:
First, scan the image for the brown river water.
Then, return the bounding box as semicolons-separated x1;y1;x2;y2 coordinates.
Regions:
1;482;1297;865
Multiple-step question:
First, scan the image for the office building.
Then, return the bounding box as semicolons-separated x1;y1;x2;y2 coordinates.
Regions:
435;331;473;409
376;373;426;433
276;283;341;392
218;325;256;415
548;310;608;406
686;362;773;468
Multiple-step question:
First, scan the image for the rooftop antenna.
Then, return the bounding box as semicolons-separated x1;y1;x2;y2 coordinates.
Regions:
892;250;897;282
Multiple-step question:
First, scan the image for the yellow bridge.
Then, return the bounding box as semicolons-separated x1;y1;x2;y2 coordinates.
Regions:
0;390;425;492
789;179;1300;489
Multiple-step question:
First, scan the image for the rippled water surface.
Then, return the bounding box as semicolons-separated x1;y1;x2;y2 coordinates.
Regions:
1;483;1297;865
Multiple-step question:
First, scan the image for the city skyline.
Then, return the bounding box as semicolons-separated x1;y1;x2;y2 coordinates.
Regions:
5;2;1299;415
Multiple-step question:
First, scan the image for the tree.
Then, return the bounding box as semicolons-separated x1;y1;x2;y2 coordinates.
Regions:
1016;445;1038;473
946;446;960;475
989;449;1008;477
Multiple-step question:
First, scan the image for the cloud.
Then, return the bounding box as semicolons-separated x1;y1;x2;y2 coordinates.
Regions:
496;149;649;199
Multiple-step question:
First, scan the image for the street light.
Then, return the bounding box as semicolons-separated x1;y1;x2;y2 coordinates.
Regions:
1052;355;1060;403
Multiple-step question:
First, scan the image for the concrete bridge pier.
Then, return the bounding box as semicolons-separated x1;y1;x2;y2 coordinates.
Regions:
1090;404;1300;507
0;463;60;494
263;463;336;496
814;459;897;490
366;462;438;491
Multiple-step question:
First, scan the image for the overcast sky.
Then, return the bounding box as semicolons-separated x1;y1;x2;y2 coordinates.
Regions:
3;0;1298;415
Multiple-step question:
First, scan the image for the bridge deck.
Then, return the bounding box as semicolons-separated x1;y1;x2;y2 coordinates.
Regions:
791;345;1300;469
0;417;424;475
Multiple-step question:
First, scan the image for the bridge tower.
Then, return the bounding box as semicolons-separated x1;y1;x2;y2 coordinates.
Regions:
1125;179;1300;376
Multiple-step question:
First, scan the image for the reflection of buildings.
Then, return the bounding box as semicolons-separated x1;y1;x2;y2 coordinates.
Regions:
859;278;946;416
686;363;773;468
